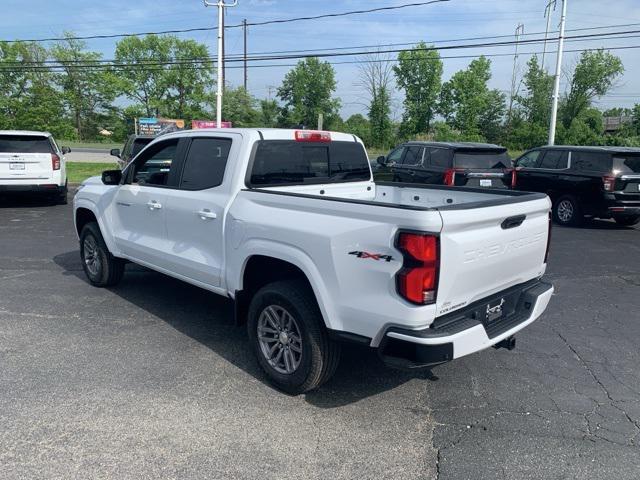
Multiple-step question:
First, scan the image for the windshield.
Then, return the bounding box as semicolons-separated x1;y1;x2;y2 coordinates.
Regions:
0;135;53;153
250;140;371;186
613;155;640;174
453;150;510;169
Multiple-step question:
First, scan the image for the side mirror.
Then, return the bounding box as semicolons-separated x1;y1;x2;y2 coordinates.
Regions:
376;155;386;166
110;148;121;158
101;169;122;185
61;146;71;154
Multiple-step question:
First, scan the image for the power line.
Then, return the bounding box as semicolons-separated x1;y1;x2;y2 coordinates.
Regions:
2;44;639;75
3;28;639;71
0;0;451;43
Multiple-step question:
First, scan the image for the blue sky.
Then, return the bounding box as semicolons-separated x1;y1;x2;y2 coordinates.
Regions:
2;0;639;119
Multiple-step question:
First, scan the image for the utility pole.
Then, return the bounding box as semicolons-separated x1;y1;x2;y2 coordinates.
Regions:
204;0;238;128
221;8;225;89
548;0;567;145
508;23;525;126
542;0;557;71
243;19;248;91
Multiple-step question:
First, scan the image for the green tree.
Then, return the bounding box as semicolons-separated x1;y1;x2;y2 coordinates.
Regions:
277;57;341;129
561;49;624;128
439;56;504;140
259;99;279;127
516;55;553;126
343;114;371;145
0;41;71;137
358;54;394;148
223;86;259;127
51;34;118;140
393;42;442;137
114;35;213;119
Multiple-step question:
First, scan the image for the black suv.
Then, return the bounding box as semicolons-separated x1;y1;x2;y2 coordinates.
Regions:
110;134;155;168
376;141;514;189
514;146;640;226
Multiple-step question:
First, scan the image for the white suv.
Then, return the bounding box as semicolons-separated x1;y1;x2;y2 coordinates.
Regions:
0;130;69;204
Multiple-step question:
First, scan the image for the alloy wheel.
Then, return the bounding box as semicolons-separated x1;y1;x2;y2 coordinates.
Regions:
257;305;303;375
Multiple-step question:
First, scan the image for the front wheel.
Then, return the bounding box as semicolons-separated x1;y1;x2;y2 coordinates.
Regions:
614;215;640;227
247;280;341;394
79;222;125;287
553;195;583;226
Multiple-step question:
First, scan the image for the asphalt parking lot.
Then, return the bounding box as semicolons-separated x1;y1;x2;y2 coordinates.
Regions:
1;192;639;480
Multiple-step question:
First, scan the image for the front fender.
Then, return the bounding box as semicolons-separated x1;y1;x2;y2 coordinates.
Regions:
73;195;121;257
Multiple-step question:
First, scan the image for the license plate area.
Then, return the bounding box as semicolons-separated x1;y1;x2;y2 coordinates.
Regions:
9;163;26;170
479;179;493;187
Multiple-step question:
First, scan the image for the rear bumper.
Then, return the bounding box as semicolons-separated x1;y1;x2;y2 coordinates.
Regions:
0;184;65;193
378;279;554;369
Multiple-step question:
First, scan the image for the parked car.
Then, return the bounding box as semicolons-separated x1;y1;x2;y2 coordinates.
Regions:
74;128;553;394
376;141;514;189
110;134;155;168
0;130;69;204
514;146;640;226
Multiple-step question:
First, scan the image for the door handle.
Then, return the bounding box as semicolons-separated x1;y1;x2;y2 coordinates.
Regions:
147;201;162;210
197;209;217;220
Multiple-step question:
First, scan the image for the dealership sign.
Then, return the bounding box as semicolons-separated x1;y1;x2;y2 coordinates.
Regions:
192;120;233;129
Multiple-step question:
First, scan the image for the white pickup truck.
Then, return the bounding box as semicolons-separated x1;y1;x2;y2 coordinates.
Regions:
73;128;554;394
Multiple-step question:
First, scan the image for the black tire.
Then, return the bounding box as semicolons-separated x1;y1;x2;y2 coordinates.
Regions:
57;181;68;205
79;222;125;287
247;280;341;394
614;215;640;227
553;195;583;226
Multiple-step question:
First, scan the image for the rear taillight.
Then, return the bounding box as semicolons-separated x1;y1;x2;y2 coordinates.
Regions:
602;174;616;192
295;130;331;142
396;232;439;305
51;153;61;170
443;168;463;186
544;212;552;264
510;169;517;188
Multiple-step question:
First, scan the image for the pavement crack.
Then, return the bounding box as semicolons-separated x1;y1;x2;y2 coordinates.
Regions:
553;327;640;445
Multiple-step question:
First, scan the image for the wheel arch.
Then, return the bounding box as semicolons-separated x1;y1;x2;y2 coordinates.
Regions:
233;253;333;330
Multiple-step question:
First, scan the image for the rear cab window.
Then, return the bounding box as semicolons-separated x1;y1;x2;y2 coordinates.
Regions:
249;141;370;186
0;135;54;153
453;149;510;169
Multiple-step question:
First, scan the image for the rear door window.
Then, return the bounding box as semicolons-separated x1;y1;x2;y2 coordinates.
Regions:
180;138;232;190
249;141;370;186
539;150;569;169
401;146;423;166
453;150;510;169
572;151;612;172
0;135;54;153
516;150;542;168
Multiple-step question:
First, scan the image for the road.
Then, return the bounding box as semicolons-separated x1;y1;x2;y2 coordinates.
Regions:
66;147;116;164
0;193;638;479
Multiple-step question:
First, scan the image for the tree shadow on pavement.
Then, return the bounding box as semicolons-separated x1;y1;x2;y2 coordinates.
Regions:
54;250;436;407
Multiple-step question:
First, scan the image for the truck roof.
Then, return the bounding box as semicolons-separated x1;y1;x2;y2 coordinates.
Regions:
0;130;52;137
159;128;360;143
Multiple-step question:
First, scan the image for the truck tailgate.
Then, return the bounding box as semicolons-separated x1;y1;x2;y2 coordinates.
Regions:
435;196;550;317
0;153;52;180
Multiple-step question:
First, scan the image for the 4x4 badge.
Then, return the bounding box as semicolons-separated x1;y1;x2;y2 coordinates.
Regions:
349;251;393;262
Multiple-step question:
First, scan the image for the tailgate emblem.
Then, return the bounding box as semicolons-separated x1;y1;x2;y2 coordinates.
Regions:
486;299;505;322
349;251;393;262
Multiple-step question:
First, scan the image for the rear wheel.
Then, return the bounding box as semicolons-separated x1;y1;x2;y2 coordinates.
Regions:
614;215;640;227
79;222;125;287
56;181;68;205
247;280;341;394
553;195;583;226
